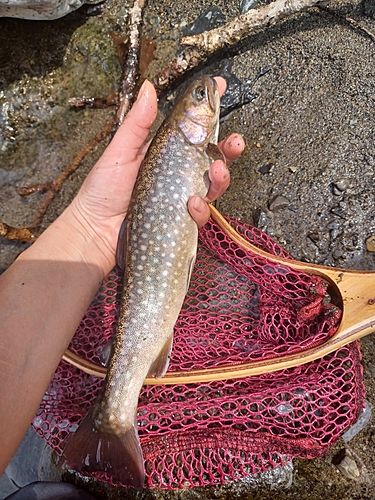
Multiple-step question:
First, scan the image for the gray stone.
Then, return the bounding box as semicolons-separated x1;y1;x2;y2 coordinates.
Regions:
0;0;96;20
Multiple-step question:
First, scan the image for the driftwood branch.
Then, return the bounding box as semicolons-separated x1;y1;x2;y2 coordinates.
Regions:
115;0;145;127
153;0;326;92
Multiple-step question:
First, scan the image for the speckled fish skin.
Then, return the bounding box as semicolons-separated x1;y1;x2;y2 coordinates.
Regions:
62;76;221;487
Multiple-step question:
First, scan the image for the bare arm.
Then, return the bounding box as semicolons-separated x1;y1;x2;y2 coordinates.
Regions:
0;79;244;474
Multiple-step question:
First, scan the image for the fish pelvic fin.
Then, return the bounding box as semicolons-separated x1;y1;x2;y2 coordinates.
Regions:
147;333;173;378
61;410;145;488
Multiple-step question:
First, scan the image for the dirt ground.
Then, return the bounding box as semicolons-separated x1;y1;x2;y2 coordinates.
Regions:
0;0;375;498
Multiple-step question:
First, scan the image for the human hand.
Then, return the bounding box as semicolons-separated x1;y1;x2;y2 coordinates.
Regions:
67;77;245;275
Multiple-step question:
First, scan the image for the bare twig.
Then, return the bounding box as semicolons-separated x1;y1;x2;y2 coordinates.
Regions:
115;0;145;127
153;0;326;92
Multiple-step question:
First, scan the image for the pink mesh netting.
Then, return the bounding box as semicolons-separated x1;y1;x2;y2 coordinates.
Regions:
33;216;365;489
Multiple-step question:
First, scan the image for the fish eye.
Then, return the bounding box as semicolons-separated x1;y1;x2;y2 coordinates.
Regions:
193;86;206;101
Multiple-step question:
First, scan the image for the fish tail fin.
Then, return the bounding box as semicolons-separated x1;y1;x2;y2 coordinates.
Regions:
61;411;145;488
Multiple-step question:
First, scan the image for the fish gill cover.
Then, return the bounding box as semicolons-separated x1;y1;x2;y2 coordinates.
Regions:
33;216;365;489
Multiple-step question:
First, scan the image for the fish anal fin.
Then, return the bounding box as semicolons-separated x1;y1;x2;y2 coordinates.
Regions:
147;334;173;379
116;217;128;271
61;410;145;488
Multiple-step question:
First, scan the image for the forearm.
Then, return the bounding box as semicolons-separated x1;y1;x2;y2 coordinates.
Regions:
0;206;110;474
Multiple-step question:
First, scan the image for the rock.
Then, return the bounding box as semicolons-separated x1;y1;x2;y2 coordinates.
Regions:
258;163;274;175
366;235;375;252
332;449;360;480
335;178;350;191
342;401;372;443
240;0;259;14
332;178;350;195
269;195;290;212
0;0;97;19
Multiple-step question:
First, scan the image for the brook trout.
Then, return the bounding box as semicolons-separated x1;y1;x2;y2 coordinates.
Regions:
62;76;222;487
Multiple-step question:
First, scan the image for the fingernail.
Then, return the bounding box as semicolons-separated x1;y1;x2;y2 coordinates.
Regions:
192;196;205;213
136;80;149;102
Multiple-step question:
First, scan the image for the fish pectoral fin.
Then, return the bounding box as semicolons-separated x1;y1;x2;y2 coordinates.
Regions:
116;216;128;272
147;334;173;379
61;409;145;488
206;142;226;163
99;339;113;367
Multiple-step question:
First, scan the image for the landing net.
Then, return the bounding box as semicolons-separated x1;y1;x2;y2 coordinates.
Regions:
33;216;365;489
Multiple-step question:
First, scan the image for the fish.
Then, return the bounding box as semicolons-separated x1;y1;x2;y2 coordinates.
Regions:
61;76;223;487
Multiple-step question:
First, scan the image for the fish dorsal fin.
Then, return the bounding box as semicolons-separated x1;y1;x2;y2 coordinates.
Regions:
147;334;173;379
206;142;225;162
116;217;128;271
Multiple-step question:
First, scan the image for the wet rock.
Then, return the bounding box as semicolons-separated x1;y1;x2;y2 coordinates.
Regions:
254;208;273;230
258;162;274;175
335;178;351;191
332;245;344;259
331;206;346;219
0;0;98;19
332;449;360;480
342;401;372;443
330;228;341;241
182;6;226;36
332;178;350;195
218;60;262;119
366;235;375;252
307;232;320;245
269;195;290;212
240;0;260;14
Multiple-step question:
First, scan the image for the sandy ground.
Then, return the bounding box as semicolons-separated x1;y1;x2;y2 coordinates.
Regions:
0;0;375;498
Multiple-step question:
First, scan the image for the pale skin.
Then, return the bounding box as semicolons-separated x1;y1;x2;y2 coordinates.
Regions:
0;77;244;475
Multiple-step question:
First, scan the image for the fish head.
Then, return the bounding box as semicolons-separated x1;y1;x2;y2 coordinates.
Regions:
171;76;220;146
